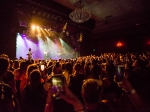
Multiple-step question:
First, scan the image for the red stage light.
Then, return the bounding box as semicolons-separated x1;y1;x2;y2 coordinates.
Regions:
116;42;123;47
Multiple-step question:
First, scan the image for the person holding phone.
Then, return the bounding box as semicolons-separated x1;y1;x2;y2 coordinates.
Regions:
114;63;150;112
51;74;65;99
44;74;84;112
116;64;125;83
114;76;150;112
40;62;48;81
41;64;45;71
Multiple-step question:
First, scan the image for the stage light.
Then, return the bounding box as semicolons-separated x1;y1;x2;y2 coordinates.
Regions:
116;41;123;47
41;28;48;37
32;25;36;30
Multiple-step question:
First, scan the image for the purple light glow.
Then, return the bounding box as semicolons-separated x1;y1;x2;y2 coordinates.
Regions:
16;34;76;60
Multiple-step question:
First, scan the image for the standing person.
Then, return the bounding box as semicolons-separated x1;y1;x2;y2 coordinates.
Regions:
14;61;29;98
81;78;114;112
43;50;48;60
27;48;32;60
20;70;47;112
69;63;85;103
0;54;15;112
62;62;72;86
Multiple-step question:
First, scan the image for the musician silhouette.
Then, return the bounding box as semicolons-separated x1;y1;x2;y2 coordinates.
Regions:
27;48;32;60
43;50;48;60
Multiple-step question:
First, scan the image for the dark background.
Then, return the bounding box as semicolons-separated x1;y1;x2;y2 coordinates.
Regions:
0;0;150;59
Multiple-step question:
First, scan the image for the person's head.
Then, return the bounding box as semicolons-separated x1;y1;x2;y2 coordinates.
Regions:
29;70;41;84
55;62;60;68
52;62;62;74
26;64;39;78
47;65;53;75
0;55;10;75
2;70;14;84
29;48;31;51
9;60;13;68
0;54;9;59
73;63;82;72
82;79;102;104
19;61;29;72
64;62;72;74
12;60;20;69
91;59;98;65
84;62;91;76
47;61;53;67
19;56;23;60
90;64;101;79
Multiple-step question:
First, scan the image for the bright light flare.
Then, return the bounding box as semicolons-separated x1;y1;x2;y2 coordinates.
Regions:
116;42;123;47
32;25;36;30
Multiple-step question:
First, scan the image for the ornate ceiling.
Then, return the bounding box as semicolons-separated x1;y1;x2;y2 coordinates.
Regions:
54;0;150;34
15;0;150;35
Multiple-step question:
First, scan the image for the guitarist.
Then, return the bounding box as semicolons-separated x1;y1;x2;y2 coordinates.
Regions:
27;48;32;60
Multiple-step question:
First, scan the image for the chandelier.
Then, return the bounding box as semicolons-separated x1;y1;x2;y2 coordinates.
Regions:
69;0;91;23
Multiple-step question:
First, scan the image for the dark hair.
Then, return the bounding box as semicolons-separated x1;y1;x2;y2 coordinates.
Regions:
19;61;28;72
29;48;31;51
47;61;53;67
26;64;39;78
2;70;14;83
82;79;102;103
52;62;62;74
84;62;91;76
90;64;101;79
64;62;72;74
12;60;20;69
0;55;9;74
55;62;60;68
74;63;82;72
29;70;41;82
47;65;53;75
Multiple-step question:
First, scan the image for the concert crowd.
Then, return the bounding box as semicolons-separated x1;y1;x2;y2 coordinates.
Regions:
0;51;150;112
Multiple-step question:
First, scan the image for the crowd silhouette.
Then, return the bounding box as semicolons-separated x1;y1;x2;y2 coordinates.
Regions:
0;51;150;112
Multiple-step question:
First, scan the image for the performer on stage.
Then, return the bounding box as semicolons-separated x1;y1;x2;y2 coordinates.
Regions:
27;48;32;60
43;49;48;60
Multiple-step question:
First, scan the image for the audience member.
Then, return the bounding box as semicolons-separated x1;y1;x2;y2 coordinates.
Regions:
82;78;114;112
0;55;15;112
62;62;73;86
14;61;29;98
20;70;47;112
70;63;85;103
0;51;150;112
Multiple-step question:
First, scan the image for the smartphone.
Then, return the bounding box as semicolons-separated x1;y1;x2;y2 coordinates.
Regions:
116;65;125;82
51;74;65;99
40;65;45;71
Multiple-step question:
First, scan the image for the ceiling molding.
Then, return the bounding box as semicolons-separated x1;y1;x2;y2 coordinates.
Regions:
93;11;150;34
